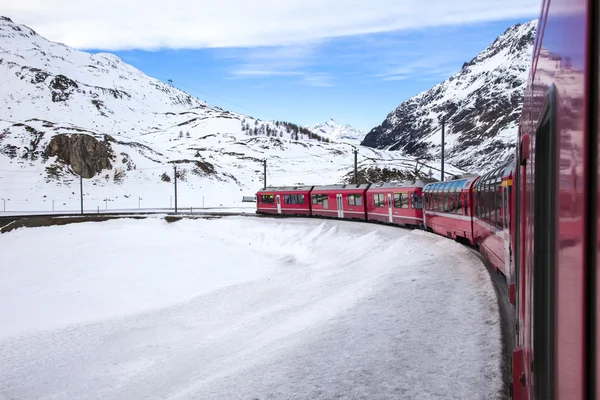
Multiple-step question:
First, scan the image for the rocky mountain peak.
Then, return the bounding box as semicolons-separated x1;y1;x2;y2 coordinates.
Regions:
308;119;366;143
361;19;537;174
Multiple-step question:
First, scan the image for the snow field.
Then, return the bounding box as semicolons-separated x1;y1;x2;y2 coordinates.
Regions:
0;216;502;399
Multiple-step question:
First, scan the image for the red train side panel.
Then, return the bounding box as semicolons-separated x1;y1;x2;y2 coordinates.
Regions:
422;176;478;244
365;181;425;227
512;0;596;398
310;184;370;220
256;186;313;215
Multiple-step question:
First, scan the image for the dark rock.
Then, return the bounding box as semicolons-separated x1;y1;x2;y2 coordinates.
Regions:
44;134;115;178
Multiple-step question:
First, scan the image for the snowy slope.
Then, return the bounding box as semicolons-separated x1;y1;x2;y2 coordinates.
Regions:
0;216;502;399
361;20;537;173
307;119;366;144
0;16;464;213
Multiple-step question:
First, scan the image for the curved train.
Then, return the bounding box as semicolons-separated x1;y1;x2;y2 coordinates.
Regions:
257;0;600;398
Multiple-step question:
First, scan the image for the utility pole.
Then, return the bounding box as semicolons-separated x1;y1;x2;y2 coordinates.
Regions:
2;199;5;212
441;117;445;182
138;196;142;209
353;148;358;184
174;165;178;213
263;159;267;190
80;174;83;214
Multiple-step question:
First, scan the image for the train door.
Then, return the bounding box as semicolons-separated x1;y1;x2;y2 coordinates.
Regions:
336;194;344;218
387;193;393;223
276;194;282;214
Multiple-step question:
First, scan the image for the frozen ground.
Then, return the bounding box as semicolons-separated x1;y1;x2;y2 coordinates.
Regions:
0;217;502;400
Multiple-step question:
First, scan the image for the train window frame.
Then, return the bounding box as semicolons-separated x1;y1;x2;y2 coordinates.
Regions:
312;194;323;205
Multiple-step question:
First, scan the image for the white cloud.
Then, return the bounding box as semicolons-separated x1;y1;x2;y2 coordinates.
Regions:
303;73;335;87
228;43;317;77
2;0;540;50
377;58;460;81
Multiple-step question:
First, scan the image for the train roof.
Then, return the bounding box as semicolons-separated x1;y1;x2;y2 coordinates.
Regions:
475;157;516;186
368;180;427;189
423;175;479;192
257;185;314;192
311;183;371;191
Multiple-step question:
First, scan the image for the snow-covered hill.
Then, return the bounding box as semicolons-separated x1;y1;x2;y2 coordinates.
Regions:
361;20;537;173
307;119;366;144
0;16;463;213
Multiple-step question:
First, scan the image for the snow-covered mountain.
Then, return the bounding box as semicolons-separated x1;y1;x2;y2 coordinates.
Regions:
361;20;537;173
0;16;463;213
307;119;366;143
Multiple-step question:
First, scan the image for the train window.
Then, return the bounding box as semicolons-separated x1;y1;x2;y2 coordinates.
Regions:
262;194;274;204
402;193;409;208
374;193;385;208
348;194;363;206
504;186;510;228
312;194;328;205
485;181;491;222
495;183;502;229
284;194;305;204
411;192;423;210
393;193;409;208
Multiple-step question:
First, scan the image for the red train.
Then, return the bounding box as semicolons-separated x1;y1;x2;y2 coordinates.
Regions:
257;182;426;228
257;0;599;398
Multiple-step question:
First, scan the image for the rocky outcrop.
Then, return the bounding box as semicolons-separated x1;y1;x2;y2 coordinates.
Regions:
361;20;537;173
49;74;79;102
45;134;115;178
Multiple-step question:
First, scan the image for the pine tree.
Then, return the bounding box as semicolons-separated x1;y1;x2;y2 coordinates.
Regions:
186;131;190;138
178;130;183;138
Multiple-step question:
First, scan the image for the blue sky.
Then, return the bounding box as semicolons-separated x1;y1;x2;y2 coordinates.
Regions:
4;0;540;131
93;18;535;131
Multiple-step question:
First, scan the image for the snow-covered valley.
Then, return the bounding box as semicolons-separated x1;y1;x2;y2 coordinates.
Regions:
0;216;502;399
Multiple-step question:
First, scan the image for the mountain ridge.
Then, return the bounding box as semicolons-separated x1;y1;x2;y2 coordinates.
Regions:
361;20;537;174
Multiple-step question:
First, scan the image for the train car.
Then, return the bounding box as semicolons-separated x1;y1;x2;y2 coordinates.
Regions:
472;159;515;279
511;0;599;398
255;186;313;215
422;176;479;244
310;184;370;220
365;181;425;227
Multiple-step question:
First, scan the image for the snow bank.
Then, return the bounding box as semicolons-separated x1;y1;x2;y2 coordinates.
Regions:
0;216;502;399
